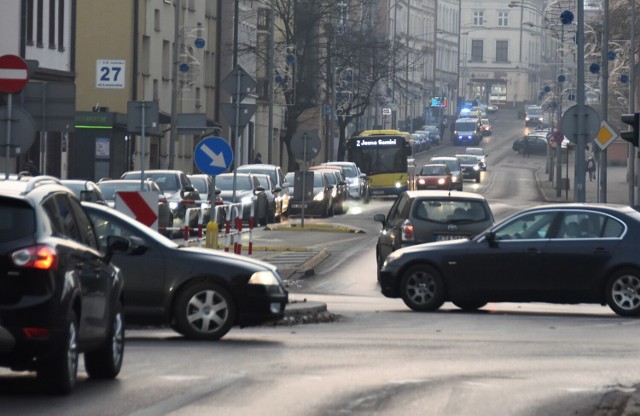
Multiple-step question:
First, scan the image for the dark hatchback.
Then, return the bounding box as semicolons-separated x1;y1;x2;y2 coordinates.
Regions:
83;202;288;340
0;177;127;394
374;190;494;268
378;203;640;317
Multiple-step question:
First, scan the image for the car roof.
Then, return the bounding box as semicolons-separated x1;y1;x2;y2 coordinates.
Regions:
405;190;488;201
236;164;279;170
430;156;457;161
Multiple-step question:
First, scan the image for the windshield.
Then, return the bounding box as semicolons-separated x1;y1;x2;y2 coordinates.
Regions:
188;177;208;195
413;199;489;224
237;167;276;184
420;165;447;176
456;122;477;131
122;173;179;193
98;182;150;199
457;156;478;165
216;175;253;191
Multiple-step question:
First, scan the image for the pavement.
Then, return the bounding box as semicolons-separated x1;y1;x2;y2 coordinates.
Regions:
239;154;640;415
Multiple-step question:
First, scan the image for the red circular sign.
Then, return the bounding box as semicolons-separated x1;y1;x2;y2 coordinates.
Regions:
0;54;29;94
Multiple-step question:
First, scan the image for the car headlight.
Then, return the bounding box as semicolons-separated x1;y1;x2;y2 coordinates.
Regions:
313;192;325;201
438;178;445;185
452;176;459;182
418;178;426;185
248;270;281;285
241;195;253;205
395;181;403;188
169;201;179;211
473;165;480;171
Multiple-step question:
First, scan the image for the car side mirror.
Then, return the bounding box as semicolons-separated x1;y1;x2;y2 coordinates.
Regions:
105;235;130;263
484;231;498;247
373;213;385;224
126;235;149;255
274;185;282;193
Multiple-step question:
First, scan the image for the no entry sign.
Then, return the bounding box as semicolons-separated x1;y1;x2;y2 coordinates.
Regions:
0;55;29;94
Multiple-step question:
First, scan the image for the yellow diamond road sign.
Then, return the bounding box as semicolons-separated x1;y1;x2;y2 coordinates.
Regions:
595;120;618;150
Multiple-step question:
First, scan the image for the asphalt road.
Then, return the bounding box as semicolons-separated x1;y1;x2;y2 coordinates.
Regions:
2;108;639;415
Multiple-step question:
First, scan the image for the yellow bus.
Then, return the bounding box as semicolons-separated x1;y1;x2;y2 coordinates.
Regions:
346;129;410;196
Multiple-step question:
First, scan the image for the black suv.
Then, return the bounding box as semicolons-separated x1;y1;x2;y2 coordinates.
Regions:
0;176;128;394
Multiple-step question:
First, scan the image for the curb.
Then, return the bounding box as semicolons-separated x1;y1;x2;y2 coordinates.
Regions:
296;248;331;277
265;223;365;233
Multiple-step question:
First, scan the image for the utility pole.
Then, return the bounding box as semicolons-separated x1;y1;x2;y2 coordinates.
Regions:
267;0;275;163
168;0;181;169
599;0;609;202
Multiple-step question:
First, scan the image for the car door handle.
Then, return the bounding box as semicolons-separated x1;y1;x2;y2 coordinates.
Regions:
593;247;610;255
527;248;541;255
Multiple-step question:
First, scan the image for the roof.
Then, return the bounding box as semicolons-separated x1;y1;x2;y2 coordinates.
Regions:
405;190;488;201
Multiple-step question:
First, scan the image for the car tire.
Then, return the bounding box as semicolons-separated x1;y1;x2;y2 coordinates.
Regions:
475;176;480;183
173;281;236;340
85;301;125;379
606;269;640;317
37;310;79;395
400;264;446;312
453;300;487;311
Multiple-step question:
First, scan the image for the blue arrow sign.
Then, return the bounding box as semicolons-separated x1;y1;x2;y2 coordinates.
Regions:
194;136;233;175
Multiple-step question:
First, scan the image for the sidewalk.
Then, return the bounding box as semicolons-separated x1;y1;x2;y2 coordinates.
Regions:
533;151;633;205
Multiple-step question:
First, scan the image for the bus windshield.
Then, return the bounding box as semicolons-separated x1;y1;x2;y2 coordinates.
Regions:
347;138;408;175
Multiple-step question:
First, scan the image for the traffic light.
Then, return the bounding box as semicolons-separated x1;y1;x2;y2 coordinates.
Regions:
621;113;640;147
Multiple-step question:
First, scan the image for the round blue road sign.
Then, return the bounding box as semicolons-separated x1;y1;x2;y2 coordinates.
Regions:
194;136;233;175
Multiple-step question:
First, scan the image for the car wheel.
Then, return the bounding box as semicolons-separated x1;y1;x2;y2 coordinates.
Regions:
173;281;236;340
364;189;371;204
37;310;79;395
400;264;446;312
606;269;640;316
453;300;487;311
475;176;480;183
85;301;124;379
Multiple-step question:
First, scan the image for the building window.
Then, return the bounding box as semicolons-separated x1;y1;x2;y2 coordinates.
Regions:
48;0;56;49
473;11;484;26
57;0;65;51
162;40;170;80
26;0;34;45
36;0;44;47
496;40;509;62
154;9;160;32
497;11;509;27
471;39;484;62
142;36;150;76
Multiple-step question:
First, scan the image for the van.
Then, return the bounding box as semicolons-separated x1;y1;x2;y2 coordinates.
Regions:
452;117;482;146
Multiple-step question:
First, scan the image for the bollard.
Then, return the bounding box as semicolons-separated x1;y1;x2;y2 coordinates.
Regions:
205;219;219;249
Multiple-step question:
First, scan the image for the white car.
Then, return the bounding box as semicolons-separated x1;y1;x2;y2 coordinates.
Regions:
321;161;370;202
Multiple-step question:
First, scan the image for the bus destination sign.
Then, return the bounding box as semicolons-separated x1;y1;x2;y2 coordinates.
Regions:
355;137;398;147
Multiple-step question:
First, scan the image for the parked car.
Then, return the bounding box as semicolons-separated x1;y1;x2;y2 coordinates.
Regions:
82;202;288;340
0;176;128;394
235;164;291;217
374;190;494;269
414;164;453;190
512;135;549;155
420;126;441;145
252;173;284;223
486;103;499;113
428;156;463;191
321;161;370;202
187;174;227;228
464;147;487;170
215;173;269;225
455;154;482;183
96;179;174;237
378;203;640;316
310;166;348;214
286;170;335;218
120;170;200;232
61;179;107;205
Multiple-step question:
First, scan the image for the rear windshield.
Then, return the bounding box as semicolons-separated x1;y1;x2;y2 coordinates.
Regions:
216;175;253;191
0;198;35;242
413;199;489;224
455;121;477;131
98;182;149;199
122;173;179;193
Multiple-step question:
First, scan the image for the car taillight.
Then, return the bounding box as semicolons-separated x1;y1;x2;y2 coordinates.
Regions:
11;245;58;271
402;220;415;241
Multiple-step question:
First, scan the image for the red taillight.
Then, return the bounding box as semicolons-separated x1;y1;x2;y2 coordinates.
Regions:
11;245;58;271
402;220;415;241
23;327;49;339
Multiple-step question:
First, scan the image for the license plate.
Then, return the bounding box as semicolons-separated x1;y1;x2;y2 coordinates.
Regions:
372;190;384;195
291;203;307;209
435;234;469;241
